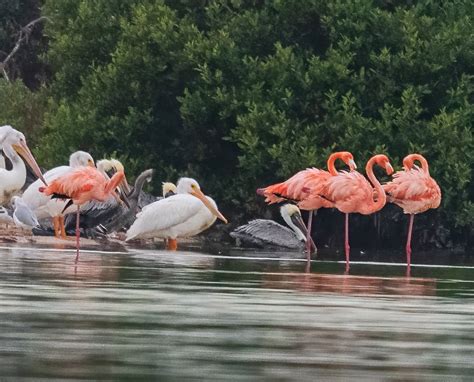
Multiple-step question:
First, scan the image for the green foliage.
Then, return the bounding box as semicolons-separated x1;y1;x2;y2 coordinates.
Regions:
0;0;48;87
0;79;47;148
32;0;474;236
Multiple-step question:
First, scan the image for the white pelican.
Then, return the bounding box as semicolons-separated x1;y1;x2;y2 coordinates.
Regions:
0;126;46;205
230;204;315;250
96;159;131;194
125;177;227;249
22;150;95;238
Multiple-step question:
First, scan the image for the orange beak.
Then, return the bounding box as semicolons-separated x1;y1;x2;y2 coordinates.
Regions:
191;188;228;224
87;159;95;167
13;141;47;186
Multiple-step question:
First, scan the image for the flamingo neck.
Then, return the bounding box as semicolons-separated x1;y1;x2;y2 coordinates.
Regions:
365;156;386;213
105;171;124;194
404;154;429;175
327;153;343;176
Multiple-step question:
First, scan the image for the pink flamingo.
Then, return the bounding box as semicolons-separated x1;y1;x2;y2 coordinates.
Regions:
383;154;441;267
39;166;128;260
257;152;357;258
324;154;394;270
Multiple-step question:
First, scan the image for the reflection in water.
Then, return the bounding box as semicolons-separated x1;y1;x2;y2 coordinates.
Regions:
0;245;472;380
263;272;437;296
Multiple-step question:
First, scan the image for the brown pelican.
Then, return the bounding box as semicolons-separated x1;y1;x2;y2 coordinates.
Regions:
231;204;312;250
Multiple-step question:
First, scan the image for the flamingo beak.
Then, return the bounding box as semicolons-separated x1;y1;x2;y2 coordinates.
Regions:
191;188;228;224
348;159;357;171
12;141;47;186
87;159;96;167
385;162;394;175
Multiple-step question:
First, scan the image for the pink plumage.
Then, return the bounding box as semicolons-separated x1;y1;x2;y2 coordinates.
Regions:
257;151;357;257
257;152;357;210
40;166;124;205
383;154;441;269
383;165;441;214
258;168;333;210
324;154;394;270
39;166;126;260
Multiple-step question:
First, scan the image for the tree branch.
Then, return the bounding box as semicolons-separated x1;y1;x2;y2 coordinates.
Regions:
0;16;49;82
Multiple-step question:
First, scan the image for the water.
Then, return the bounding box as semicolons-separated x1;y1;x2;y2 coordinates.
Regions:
0;244;473;381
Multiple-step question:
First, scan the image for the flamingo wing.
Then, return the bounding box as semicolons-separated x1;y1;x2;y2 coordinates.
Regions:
384;167;441;213
325;171;373;213
125;194;203;240
260;168;330;204
22;166;72;217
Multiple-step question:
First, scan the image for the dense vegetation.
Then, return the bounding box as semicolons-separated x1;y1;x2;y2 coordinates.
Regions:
1;0;473;248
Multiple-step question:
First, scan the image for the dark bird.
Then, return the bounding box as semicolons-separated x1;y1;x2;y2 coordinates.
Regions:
231;204;314;250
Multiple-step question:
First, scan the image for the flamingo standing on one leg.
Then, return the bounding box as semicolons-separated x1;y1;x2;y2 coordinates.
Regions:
324;154;394;271
22;151;95;238
39;166;128;260
383;154;441;268
257;152;357;258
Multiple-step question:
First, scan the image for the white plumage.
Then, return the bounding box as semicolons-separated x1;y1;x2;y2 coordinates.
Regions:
126;178;227;245
0;126;45;205
126;194;215;240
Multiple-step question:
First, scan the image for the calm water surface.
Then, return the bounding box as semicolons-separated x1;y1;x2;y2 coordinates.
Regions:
0;244;473;381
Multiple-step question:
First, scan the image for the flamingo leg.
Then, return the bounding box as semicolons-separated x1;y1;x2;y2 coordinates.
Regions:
406;214;414;268
167;238;178;251
75;205;80;261
306;211;313;260
345;213;350;271
59;215;67;239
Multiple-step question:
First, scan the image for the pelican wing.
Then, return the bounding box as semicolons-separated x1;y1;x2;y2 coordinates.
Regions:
231;219;302;248
126;194;203;240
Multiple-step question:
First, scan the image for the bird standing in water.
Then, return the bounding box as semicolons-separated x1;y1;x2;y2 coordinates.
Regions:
383;154;441;267
231;204;312;250
22;150;95;238
257;151;357;258
324;154;394;270
40;166;128;260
